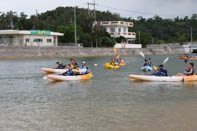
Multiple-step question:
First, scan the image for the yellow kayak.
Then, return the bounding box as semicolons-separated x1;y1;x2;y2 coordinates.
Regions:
119;63;126;66
104;63;120;69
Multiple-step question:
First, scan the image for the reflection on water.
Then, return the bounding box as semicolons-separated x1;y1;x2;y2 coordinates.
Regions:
47;79;93;88
1;55;197;131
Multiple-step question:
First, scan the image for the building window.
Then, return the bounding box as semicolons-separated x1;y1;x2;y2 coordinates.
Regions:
33;39;43;42
110;28;115;33
124;28;127;32
118;28;121;33
25;38;30;42
47;39;52;43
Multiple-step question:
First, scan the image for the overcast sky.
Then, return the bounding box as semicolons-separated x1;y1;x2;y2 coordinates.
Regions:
0;0;196;18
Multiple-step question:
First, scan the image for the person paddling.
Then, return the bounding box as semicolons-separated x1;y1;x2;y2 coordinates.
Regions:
154;65;168;76
147;58;152;67
110;59;119;66
119;57;125;64
63;65;74;76
79;61;88;74
177;63;194;76
143;58;149;67
56;61;65;69
70;58;79;69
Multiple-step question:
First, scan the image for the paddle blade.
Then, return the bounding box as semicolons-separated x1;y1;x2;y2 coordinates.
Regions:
153;65;158;71
162;57;169;65
139;51;145;58
113;48;117;54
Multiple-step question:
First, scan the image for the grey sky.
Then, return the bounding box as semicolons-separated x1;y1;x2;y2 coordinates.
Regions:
0;0;196;18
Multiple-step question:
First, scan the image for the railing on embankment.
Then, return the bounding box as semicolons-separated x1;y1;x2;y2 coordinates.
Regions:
0;46;186;59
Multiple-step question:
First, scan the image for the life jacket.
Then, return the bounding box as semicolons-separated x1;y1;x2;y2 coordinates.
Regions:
79;66;88;74
144;63;149;67
119;59;124;64
185;67;194;76
63;70;74;76
80;65;87;70
111;62;115;66
148;62;152;67
155;68;168;76
71;63;79;69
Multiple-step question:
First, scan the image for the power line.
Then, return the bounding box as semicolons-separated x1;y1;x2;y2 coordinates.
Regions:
87;1;97;20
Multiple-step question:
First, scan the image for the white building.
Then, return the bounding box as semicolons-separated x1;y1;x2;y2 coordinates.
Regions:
98;21;141;48
0;30;64;47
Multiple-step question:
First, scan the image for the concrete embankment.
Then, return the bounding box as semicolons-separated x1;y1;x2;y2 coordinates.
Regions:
0;46;186;59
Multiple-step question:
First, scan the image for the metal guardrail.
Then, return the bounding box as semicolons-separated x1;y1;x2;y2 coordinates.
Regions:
147;42;197;48
147;43;181;48
58;43;83;48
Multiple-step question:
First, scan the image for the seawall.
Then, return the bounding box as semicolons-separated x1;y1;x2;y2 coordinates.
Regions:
0;46;186;59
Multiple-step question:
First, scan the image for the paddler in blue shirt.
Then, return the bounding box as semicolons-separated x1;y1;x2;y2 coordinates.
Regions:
154;65;168;76
143;58;149;67
79;61;88;74
63;65;74;76
147;58;152;67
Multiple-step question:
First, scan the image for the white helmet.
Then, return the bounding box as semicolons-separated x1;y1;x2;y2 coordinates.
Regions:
81;61;86;64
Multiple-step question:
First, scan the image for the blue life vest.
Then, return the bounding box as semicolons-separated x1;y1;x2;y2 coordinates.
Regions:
80;66;87;70
63;70;74;76
155;68;168;76
80;66;88;74
148;62;152;67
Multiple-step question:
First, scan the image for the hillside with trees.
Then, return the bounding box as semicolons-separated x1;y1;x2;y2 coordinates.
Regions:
0;7;196;47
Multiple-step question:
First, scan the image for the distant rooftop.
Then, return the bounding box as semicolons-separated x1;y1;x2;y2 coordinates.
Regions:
0;30;64;36
98;21;134;27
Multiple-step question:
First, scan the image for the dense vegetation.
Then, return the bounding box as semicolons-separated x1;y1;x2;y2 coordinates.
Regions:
0;7;196;47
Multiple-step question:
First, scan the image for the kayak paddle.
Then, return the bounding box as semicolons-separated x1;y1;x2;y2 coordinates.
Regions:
184;59;188;71
162;57;169;65
139;51;145;58
113;48;117;54
153;57;169;72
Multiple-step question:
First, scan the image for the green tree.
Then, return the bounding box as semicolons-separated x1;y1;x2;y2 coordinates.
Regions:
115;36;126;43
136;32;152;47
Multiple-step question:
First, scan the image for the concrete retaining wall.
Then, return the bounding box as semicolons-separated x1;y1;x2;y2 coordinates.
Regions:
0;46;186;59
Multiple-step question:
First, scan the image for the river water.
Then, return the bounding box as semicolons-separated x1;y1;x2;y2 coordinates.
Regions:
1;55;197;131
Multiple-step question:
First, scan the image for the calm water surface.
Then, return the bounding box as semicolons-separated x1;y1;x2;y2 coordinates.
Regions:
1;55;197;131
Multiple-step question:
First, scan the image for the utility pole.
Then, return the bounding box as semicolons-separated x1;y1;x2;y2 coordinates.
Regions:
87;1;98;47
87;1;96;19
74;6;77;45
10;14;14;29
87;2;90;15
152;37;154;44
9;11;14;29
33;10;39;29
191;26;193;44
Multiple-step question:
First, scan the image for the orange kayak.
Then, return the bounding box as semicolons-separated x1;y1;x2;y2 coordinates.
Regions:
129;74;197;82
179;56;197;60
